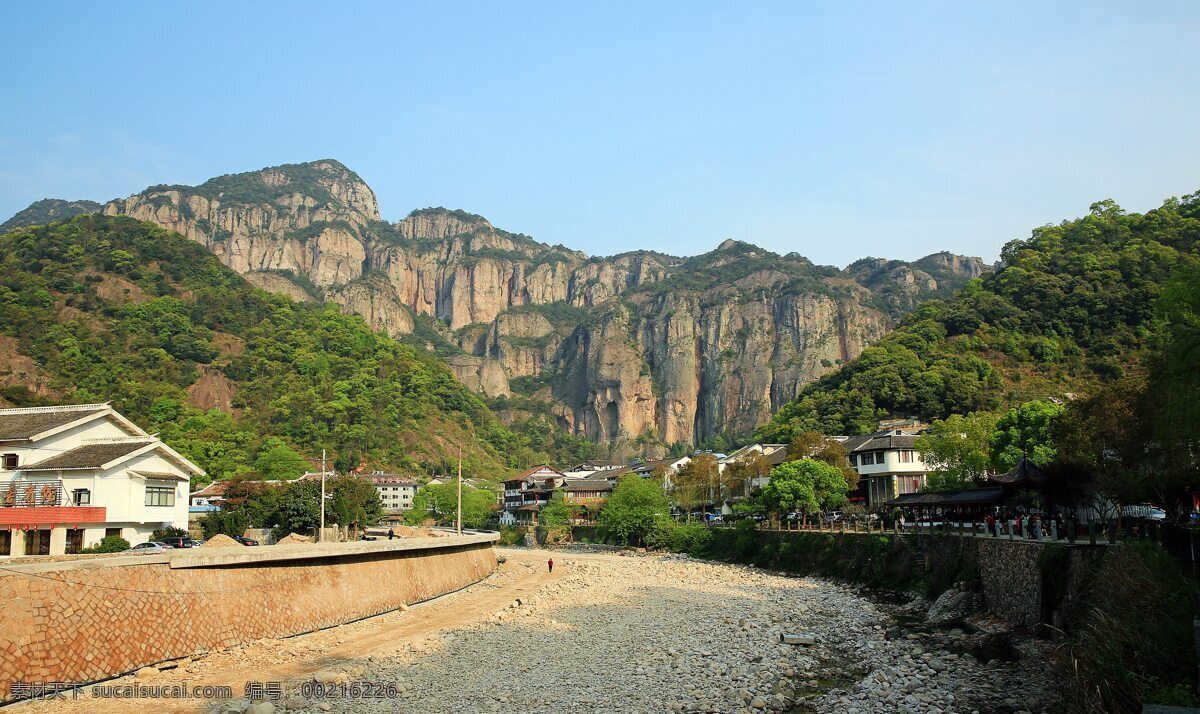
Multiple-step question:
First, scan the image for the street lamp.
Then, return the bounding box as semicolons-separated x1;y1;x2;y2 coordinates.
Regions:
457;446;463;535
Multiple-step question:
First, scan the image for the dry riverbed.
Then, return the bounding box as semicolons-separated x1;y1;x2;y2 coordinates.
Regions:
18;547;1058;714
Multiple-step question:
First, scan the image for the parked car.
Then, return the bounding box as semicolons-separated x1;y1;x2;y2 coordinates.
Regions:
823;511;844;524
130;542;168;555
705;513;724;524
159;536;198;549
1123;504;1167;521
234;535;259;546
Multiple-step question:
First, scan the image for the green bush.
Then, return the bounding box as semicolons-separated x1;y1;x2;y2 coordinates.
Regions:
82;535;130;553
152;526;188;540
201;509;252;539
645;517;713;554
497;525;525;546
692;529;968;595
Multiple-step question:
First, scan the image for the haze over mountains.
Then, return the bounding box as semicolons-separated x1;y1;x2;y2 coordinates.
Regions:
3;159;990;453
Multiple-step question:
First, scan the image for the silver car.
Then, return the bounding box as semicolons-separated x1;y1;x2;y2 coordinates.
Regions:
130;542;168;554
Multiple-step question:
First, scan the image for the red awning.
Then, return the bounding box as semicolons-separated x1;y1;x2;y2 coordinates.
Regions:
0;506;107;527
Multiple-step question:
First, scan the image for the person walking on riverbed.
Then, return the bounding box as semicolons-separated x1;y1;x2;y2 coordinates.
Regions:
548;558;554;573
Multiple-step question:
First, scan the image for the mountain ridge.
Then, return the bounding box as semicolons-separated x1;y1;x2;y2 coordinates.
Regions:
4;160;990;454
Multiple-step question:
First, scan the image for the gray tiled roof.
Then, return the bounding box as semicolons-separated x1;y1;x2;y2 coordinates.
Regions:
840;435;875;451
22;440;153;471
0;406;108;441
562;479;614;492
989;458;1047;486
850;434;918;452
764;447;790;465
887;487;1004;507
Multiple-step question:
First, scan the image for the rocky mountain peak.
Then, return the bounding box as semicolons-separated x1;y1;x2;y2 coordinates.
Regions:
913;251;993;279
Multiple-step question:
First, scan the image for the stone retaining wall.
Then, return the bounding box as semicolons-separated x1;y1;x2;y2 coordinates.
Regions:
975;538;1044;627
0;532;498;701
700;528;1104;630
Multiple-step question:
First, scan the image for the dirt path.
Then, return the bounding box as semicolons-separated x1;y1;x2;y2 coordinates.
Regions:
15;549;556;714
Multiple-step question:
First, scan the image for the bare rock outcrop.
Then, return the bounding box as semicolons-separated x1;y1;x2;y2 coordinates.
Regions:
95;159;988;448
186;366;238;413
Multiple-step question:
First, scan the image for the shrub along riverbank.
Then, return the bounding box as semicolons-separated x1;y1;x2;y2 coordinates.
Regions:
685;521;976;596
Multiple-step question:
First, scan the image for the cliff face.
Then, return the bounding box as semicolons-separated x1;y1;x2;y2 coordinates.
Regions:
85;160;986;451
104;160;378;291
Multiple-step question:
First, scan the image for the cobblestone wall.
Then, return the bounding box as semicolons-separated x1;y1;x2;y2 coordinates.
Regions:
0;535;497;701
975;538;1045;627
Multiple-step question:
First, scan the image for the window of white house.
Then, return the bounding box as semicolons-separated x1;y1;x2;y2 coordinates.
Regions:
876;450;886;462
73;488;91;506
860;452;874;466
145;486;175;507
1;453;17;470
848;454;857;467
899;450;915;463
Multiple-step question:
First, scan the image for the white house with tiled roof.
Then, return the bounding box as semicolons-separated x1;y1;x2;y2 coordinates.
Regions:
0;404;203;556
844;430;930;509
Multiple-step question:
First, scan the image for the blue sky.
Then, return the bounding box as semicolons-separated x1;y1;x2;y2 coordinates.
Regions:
2;1;1198;266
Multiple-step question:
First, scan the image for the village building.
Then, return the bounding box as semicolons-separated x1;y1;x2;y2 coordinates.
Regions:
0;404;203;556
561;477;616;523
844;430;930;509
560;460;628;479
718;444;789;491
363;472;417;515
500;465;567;525
297;470;422;516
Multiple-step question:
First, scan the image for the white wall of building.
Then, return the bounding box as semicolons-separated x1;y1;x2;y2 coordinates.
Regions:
853;449;927;476
1;408;200;555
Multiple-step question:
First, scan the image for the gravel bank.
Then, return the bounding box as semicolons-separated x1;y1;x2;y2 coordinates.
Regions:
341;549;1058;714
37;547;1055;714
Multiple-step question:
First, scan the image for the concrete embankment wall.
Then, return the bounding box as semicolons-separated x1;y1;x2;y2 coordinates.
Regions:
0;532;498;701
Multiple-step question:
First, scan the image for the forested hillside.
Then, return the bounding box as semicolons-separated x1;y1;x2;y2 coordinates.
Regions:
0;216;591;485
0;198;101;232
759;195;1200;439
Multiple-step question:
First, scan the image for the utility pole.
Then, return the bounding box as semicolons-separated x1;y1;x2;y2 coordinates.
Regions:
319;448;326;543
457;446;463;535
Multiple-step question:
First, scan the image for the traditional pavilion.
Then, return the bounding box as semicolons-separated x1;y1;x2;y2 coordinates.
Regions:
886;458;1050;520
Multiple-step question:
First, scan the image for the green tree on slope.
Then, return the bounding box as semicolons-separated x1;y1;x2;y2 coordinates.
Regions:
599;475;670;545
916;411;999;491
762;459;849;517
990;400;1063;472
